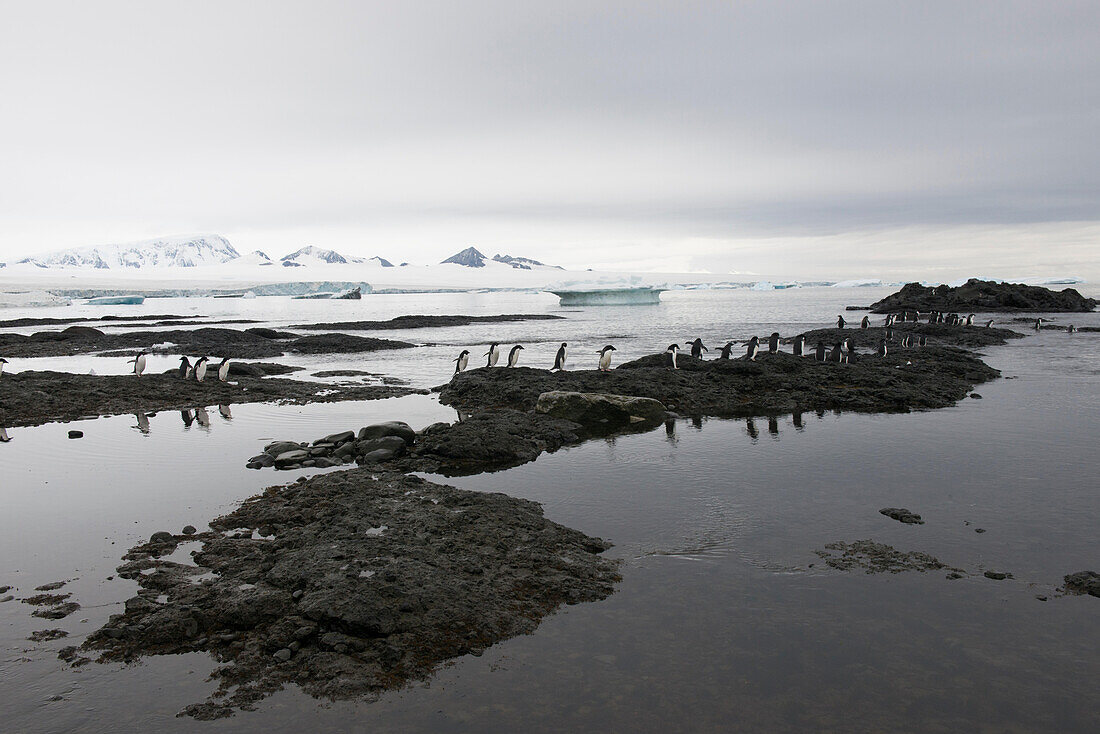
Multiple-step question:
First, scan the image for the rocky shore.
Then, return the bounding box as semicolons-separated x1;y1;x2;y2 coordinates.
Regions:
869;279;1097;313
0;371;420;428
291;313;564;330
76;471;620;719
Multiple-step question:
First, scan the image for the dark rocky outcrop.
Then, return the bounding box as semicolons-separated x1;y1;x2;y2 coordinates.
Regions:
77;472;620;719
287;334;415;354
869;279;1097;314
801;323;1023;349
1063;571;1100;597
291;314;563;331
0;372;419;428
879;508;924;524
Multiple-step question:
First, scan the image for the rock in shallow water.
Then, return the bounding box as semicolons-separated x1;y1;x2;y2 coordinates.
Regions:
67;430;83;439
879;507;925;524
1063;570;1100;597
534;390;666;427
357;421;415;445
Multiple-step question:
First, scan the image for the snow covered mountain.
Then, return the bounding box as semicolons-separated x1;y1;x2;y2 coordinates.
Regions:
442;247;561;270
17;234;240;269
279;246;366;267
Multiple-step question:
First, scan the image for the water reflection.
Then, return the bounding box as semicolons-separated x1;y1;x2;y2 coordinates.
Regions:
745;417;759;442
218;405;233;421
195;407;210;428
134;413;150;434
181;409;195;427
0;426;10;442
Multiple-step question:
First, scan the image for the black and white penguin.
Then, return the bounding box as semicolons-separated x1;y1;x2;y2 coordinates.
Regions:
965;314;975;326
597;345;617;371
1068;324;1077;333
717;341;736;359
900;335;909;348
0;357;7;377
814;342;826;361
507;344;524;367
918;335;927;347
793;334;806;357
1034;318;1044;330
860;316;870;330
689;338;708;359
884;314;895;326
985;319;994;328
744;336;760;362
217;358;231;382
768;332;780;354
193;356;209;382
842;337;854;363
553;343;568;371
453;350;470;373
665;343;680;369
828;342;844;362
837;315;846;329
877;339;888;357
483;342;501;367
128;351;148;377
928;311;937;324
885;326;894;342
178;356;192;379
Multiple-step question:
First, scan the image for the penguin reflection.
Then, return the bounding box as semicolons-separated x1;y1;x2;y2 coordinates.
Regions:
0;426;11;443
195;407;210;428
767;416;779;437
691;415;703;430
181;409;195;428
218;405;233;421
134;413;150;434
792;411;804;431
745;417;759;442
664;418;678;446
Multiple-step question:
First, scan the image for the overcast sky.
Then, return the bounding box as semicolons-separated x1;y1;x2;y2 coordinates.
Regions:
1;1;1098;280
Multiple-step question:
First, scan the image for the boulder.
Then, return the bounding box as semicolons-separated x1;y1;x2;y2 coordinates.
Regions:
358;448;396;464
1063;570;1100;597
264;441;305;457
357;421;416;445
355;436;407;457
534;391;666;427
274;450;310;468
315;431;354;445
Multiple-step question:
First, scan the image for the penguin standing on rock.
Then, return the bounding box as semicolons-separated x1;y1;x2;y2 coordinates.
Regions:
193;356;209;382
985;319;994;328
837;315;846;329
128;352;147;377
828;342;844;362
768;332;780;354
689;338;708;359
1068;325;1077;333
665;343;680;369
918;335;927;347
717;341;736;359
877;339;888;357
744;336;760;362
453;350;470;373
885;326;894;342
597;345;616;371
178;356;192;379
966;314;975;326
843;337;855;363
553;343;568;371
506;344;524;367
860;316;870;329
483;343;500;367
793;335;806;357
217;357;231;382
814;342;826;361
1034;318;1044;330
0;357;7;377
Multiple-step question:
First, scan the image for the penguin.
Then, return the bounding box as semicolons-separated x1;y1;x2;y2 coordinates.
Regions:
0;357;7;377
828;342;844;362
128;351;147;377
768;332;780;354
1068;324;1077;333
842;337;854;363
985;319;994;328
793;334;806;357
885;326;894;342
744;336;760;362
909;311;919;322
506;344;524;367
901;335;911;348
918;335;927;347
837;315;846;329
877;339;888;357
665;343;680;369
483;342;500;367
928;311;937;324
193;356;209;382
1034;318;1044;330
217;358;231;383
884;314;895;326
717;341;736;360
553;343;568;371
597;345;616;371
814;342;826;361
860;316;870;329
178;356;192;379
452;350;470;374
0;426;9;442
965;314;975;326
689;338;708;360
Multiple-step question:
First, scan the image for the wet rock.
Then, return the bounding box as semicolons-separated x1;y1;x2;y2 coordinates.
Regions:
149;531;173;544
289;334;414;355
1063;570;1100;597
815;540;960;574
311;457;339;468
983;571;1010;580
274;450;310;468
0;595;14;603
534;391;666;428
357;449;396;464
80;471;619;719
879;507;924;524
308;444;335;456
33;602;81;619
264;441;305;457
419;422;451;436
182;525;197;535
67;430;83;439
316;430;355;445
35;581;67;591
869;278;1097;313
292;314;564;331
970;393;983;399
355;436;407;456
357;421;416;445
29;629;69;642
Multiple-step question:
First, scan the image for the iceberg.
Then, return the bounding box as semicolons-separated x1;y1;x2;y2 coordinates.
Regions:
548;287;664;306
0;290;72;308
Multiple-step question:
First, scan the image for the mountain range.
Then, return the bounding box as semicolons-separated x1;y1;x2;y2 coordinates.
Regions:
9;236;553;271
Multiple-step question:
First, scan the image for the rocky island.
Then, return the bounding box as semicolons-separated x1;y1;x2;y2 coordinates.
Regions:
869;278;1097;314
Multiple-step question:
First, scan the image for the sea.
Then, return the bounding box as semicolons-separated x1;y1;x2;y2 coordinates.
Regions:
1;286;1098;733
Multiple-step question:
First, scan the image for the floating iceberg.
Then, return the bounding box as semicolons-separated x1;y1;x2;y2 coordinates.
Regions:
0;290;72;308
86;295;145;305
548;287;664;306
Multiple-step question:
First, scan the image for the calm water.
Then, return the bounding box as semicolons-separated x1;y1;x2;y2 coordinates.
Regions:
1;288;1098;732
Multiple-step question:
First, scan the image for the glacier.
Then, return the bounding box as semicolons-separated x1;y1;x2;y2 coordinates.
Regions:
18;234;239;269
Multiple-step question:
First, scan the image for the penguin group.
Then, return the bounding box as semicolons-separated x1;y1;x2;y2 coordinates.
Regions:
132;354;233;382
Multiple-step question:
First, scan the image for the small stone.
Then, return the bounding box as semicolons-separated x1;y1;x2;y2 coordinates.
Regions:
67;430;83;439
945;572;964;580
316;430;355;445
970;393;983;399
149;531;173;544
292;590;304;600
975;528;986;533
181;525;197;535
1035;595;1048;602
273;648;292;661
984;571;1008;580
879;507;924;525
0;595;14;603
